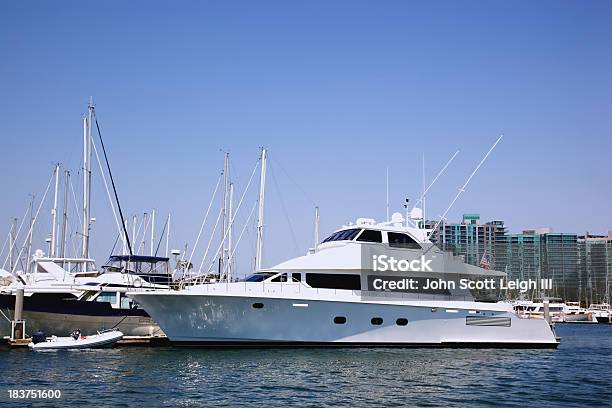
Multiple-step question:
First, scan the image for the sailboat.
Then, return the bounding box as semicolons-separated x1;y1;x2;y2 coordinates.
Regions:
1;99;170;338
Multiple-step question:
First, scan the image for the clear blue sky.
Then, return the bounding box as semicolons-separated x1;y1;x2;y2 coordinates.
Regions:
1;1;611;272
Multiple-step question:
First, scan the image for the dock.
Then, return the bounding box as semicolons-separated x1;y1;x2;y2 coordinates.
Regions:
2;335;170;348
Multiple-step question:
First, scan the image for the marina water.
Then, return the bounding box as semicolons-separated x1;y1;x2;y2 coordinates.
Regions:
2;324;611;407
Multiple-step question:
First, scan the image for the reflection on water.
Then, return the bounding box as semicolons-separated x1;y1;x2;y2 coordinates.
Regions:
1;325;611;407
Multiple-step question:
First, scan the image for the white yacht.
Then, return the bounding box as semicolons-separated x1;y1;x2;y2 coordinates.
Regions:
563;301;590;322
588;303;611;323
130;217;559;348
512;298;566;323
0;252;170;337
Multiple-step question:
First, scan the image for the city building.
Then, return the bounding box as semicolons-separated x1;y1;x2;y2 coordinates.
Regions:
425;214;506;271
427;214;588;302
578;232;612;305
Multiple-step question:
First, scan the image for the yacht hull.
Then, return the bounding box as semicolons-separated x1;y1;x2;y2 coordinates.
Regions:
0;309;161;338
0;293;163;337
130;292;559;348
563;313;590;322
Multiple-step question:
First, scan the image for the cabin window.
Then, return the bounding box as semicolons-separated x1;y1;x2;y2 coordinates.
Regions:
322;228;361;243
271;273;288;282
396;318;408;326
387;232;421;249
371;317;383;325
252;303;264;309
291;273;302;282
95;292;117;304
334;316;347;324
306;273;361;290
120;294;134;309
356;229;382;243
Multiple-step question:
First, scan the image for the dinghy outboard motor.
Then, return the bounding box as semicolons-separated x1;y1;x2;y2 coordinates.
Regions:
32;330;46;344
71;329;81;340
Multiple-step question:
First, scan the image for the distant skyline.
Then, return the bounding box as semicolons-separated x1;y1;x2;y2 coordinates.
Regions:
1;1;611;272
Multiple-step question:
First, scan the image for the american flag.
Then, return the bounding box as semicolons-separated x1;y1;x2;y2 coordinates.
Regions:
480;253;491;270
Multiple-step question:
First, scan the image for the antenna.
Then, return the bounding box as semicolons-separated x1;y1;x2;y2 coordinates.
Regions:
314;206;320;252
412;149;460;212
386;167;389;222
426;135;503;246
421;154;425;229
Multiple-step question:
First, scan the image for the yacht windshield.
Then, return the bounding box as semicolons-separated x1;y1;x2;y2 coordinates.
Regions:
102;255;170;275
322;228;361;243
242;272;277;282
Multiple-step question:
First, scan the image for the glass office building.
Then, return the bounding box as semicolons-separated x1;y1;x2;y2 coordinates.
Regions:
578;233;612;305
427;214;589;302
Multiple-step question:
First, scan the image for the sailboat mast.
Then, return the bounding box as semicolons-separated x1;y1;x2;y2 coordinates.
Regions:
60;170;69;258
227;182;234;280
9;218;16;271
82;98;94;259
165;214;171;258
132;215;137;255
141;212;148;255
123;219;129;255
219;152;229;274
150;209;155;256
255;148;267;271
26;198;34;274
50;163;60;257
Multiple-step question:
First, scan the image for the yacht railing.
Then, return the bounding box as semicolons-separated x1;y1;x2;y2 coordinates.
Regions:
165;280;484;302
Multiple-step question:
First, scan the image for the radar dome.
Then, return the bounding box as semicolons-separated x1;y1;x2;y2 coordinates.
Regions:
410;208;423;220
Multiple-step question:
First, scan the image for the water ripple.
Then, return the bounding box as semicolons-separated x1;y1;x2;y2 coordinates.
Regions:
1;325;611;407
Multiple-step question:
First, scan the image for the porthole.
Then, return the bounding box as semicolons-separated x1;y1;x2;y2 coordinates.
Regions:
252;303;264;309
396;318;408;326
371;317;383;325
334;316;347;324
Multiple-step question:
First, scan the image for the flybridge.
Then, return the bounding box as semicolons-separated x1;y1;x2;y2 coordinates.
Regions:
321;216;432;248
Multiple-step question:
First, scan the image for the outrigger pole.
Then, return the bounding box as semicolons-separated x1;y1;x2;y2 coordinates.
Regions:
424;135;503;254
